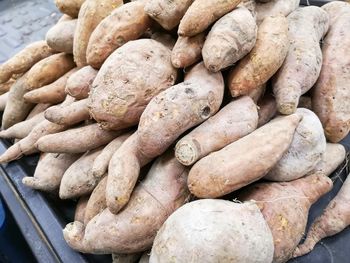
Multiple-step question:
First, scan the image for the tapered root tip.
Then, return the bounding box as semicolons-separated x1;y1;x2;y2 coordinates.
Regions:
22;177;39;188
292;239;317;258
0;144;22;163
175;141;199;166
277;102;297;115
0;130;11;139
63;221;86;252
106;194;127;215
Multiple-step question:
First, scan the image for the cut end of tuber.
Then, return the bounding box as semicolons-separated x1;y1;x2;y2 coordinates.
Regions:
278;101;298;115
175;141;199;166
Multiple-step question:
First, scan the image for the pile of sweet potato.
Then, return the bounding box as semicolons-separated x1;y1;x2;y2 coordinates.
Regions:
0;0;349;262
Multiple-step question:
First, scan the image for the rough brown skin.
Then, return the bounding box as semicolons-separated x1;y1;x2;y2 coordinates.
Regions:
137;62;224;159
55;0;85;18
46;19;77;54
257;93;277;127
63;151;190;254
36;123;122;154
86;1;152;69
75;196;89;223
84;176;107;225
0;112;45;139
293;173;350;258
228;15;289;97
106;133;152;214
65;66;97;99
150;33;176;51
2;73;34;129
0;41;55;84
59;148;103;199
239;173;333;263
24;68;78;104
171;33;205;68
22;152;80;191
256;0;299;24
272;7;329;115
312;2;350;142
145;0;193;31
298;96;312;110
175;96;258;166
188;114;301;198
91;132;132;178
26;103;51;119
25;53;76;91
150;200;274;263
178;0;241;37
0;78;15;95
73;0;123;67
89;39;177;131
0;92;8;111
247;83;266;103
112;253;142;263
44;98;90;126
202;7;257;72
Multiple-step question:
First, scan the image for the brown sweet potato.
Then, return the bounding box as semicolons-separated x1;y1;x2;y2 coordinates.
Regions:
256;0;299;24
228;15;289;97
188;114;301;198
46;19;77;54
75;196;89;223
145;0;193;30
257;93;277;127
63;151;190;254
0;78;15;95
312;2;350;142
175;96;258;166
91;132;132;178
65;66;97;99
106;133;152;214
59;148;103;199
137;62;224;159
86;1;152;69
0;92;8;112
55;0;85;18
44;99;90;126
25;53;75;91
272;7;329;115
73;0;123;67
58;14;73;23
89;39;177;131
247;83;266;103
239;173;333;263
2;73;34;129
0;41;55;84
36;123;122;153
24;68;78;104
150;200;274;263
22;152;80;191
26;103;51;119
171;33;205;68
178;0;241;37
84;176;107;225
150;32;176;50
202;7;257;72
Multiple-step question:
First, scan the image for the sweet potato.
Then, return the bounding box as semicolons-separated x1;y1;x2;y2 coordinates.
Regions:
0;78;15;95
2;73;34;129
257;93;277;127
106;133;152;214
59;148;103;199
63;151;190;254
171;33;205;68
112;253;141;263
265;108;326;182
75;196;89;223
228;15;289;97
86;1;152;69
44;99;90;126
178;0;241;37
145;0;193;30
65;66;97;99
0;93;8;112
247;83;266;103
46;19;77;53
272;7;329;115
0;112;45;139
202;7;257;72
188;114;301;198
150;200;274;263
25;53;76;91
55;0;85;18
293;173;350;257
36;123;122;154
22;152;80;191
175;96;258;166
312;2;350;142
0;41;55;84
84;176;107;225
89;39;177;130
58;14;73;23
24;68;78;104
150;33;176;50
73;0;123;67
256;0;299;24
26;103;51;119
137;62;224;159
238;0;257;17
91;132;132;178
139;252;149;263
239;173;333;263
